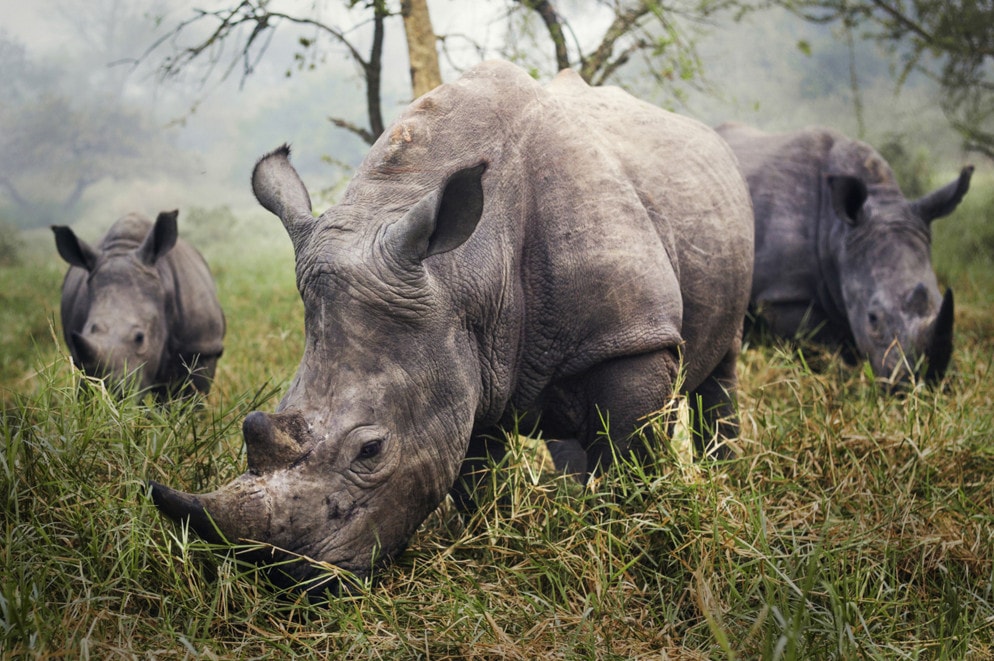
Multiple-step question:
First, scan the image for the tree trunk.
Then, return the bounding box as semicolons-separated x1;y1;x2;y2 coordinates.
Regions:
401;0;442;98
520;0;569;72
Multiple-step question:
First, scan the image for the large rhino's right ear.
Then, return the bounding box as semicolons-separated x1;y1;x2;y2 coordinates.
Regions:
51;225;98;271
385;162;487;264
252;144;315;253
827;175;869;226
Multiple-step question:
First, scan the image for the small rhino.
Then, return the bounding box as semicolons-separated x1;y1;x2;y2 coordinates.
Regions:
52;211;226;399
716;122;972;386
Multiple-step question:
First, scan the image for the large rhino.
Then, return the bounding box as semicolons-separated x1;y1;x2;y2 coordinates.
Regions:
53;211;225;399
716;122;971;385
150;61;754;593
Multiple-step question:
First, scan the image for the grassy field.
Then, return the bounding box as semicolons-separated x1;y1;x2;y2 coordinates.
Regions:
1;176;993;659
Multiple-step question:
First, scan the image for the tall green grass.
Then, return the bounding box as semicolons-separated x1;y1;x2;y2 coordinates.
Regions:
2;193;993;659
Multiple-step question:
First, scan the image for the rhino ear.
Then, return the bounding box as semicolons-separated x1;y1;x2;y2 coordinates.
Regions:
914;165;973;224
252;145;315;253
138;210;179;266
387;162;487;262
827;175;868;226
52;225;99;271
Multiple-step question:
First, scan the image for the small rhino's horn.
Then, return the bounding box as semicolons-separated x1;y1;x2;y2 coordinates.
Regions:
70;331;99;369
925;288;955;384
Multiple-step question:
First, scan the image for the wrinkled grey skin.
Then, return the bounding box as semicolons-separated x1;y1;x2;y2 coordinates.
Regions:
150;61;754;593
716;123;971;385
53;211;226;399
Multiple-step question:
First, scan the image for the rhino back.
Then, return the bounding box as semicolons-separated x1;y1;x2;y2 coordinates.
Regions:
347;61;751;402
543;72;753;390
717;125;850;335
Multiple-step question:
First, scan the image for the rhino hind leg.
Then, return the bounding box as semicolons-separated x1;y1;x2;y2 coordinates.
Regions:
687;346;739;461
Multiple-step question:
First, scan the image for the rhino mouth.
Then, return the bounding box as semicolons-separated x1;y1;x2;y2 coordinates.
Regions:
148;480;379;598
875;287;954;391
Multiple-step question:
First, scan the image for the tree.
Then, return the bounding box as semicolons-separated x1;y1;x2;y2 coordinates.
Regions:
144;1;734;146
0;30;178;228
402;0;442;97
784;0;994;158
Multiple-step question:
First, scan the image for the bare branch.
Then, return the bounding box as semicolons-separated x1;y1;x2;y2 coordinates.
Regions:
518;0;570;71
579;4;652;83
329;117;377;145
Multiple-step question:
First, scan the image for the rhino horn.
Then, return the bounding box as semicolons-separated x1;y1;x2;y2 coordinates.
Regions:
924;288;955;384
148;481;227;544
149;474;274;548
70;331;100;369
243;410;309;474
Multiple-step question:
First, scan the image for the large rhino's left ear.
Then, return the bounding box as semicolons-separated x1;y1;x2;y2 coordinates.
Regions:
387;162;487;262
138;210;179;266
827;175;868;226
914;165;974;224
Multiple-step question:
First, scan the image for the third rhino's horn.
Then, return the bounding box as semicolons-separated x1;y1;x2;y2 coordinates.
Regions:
243;411;309;474
71;331;100;368
925;288;955;384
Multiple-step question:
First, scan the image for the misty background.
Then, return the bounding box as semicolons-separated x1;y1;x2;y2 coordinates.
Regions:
0;0;978;242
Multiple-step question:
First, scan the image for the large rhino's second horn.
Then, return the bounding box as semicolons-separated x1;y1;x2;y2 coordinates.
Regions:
925;288;955;384
243;411;309;474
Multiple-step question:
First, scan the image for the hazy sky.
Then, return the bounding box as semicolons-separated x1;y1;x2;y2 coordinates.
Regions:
1;0;973;233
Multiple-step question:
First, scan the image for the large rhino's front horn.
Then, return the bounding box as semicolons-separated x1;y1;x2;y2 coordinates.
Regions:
148;481;224;543
924;288;954;384
148;411;311;549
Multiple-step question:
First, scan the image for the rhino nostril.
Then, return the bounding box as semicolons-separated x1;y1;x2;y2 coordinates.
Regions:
904;283;930;316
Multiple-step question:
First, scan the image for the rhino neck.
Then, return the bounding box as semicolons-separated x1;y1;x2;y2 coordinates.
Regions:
814;181;853;339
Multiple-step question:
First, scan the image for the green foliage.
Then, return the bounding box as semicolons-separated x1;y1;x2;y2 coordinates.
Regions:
877;133;934;198
785;0;994;158
1;197;993;657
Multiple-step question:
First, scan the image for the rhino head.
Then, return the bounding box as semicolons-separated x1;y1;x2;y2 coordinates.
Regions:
53;211;179;393
150;146;489;593
826;166;971;386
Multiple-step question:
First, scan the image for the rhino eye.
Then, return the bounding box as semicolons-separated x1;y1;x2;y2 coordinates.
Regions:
134;331;145;345
357;439;382;461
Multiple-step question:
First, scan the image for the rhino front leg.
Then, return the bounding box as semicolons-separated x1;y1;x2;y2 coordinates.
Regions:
546;439;588;479
451;431;508;513
578;349;681;476
687;343;739;460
